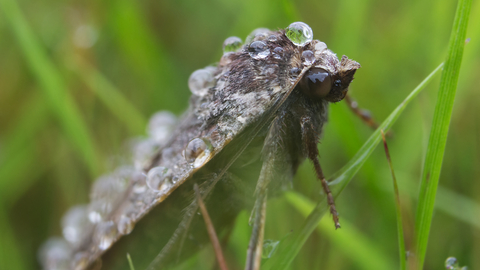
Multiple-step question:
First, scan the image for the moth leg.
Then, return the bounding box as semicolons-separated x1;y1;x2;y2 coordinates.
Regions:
301;116;341;229
193;184;229;270
344;93;379;130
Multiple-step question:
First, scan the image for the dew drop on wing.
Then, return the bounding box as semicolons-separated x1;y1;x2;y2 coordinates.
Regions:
71;251;89;270
147;111;177;143
248;41;270;60
302;50;316;65
38;238;72;270
183;137;213;168
285;21;313;46
61;205;90;245
245;27;270;43
273;46;284;59
117;215;135;235
146;166;173;192
132;138;160;170
188;67;216;96
95;221;118;251
222;36;243;53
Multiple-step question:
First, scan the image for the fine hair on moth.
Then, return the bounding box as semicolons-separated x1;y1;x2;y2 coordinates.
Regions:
40;22;375;270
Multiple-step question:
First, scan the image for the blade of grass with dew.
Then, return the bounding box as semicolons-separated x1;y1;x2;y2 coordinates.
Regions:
261;63;444;270
381;131;406;270
414;0;472;267
0;0;101;176
285;191;395;270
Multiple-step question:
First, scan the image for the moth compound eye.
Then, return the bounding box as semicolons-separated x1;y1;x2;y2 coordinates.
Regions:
300;68;332;99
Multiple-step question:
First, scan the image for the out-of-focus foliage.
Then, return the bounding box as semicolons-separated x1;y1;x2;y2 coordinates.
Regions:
0;0;479;269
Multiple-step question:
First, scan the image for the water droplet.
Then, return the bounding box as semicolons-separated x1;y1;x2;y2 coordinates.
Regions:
117;215;135;235
132;171;147;193
71;252;89;270
146;166;173;192
446;257;458;269
132;138;160;170
61;206;89;245
302;50;316;65
88;200;112;223
267;34;278;42
246;28;270;43
38;238;72;270
222;36;243;53
95;221;117;250
285;22;313;46
248;41;270;60
183;138;213;168
290;67;301;77
262;239;280;259
147;111;176;142
314;41;327;56
273;47;284;59
188;68;216;96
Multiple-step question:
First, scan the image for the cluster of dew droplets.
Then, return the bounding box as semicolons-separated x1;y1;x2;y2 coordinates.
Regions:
285;21;313;46
183;138;213;168
188;66;216;96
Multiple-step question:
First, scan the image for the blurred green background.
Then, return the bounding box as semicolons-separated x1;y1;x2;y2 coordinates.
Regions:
0;0;479;269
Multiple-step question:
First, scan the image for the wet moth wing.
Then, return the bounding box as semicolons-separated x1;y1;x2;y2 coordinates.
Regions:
40;23;360;270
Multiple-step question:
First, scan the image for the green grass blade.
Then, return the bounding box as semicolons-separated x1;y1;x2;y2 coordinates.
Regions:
0;206;27;270
285;191;395;270
0;0;101;175
70;58;147;134
262;63;443;270
127;253;136;270
413;0;472;268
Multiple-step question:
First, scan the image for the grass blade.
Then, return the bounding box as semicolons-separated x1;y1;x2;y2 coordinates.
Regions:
413;0;472;268
262;63;444;270
0;0;101;175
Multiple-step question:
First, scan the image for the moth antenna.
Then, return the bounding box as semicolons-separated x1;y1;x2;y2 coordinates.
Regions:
301;116;341;229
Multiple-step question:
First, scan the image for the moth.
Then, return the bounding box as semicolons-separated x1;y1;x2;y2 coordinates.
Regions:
40;22;362;270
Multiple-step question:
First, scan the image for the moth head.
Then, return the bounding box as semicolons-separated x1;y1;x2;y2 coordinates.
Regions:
299;54;360;103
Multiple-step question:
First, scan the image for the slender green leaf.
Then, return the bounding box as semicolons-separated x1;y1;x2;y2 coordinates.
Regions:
0;0;101;176
414;0;472;268
262;63;444;270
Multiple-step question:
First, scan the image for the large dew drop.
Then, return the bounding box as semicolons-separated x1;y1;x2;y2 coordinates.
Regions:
183;138;213;168
285;22;313;46
223;36;243;53
248;41;270;60
146;166;173;192
147;111;176;142
188;67;216;96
